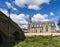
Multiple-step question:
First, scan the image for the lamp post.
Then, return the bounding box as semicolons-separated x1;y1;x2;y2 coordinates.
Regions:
7;8;10;47
8;0;15;46
8;0;15;36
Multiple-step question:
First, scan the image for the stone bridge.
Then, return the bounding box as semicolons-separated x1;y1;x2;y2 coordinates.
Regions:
0;11;25;43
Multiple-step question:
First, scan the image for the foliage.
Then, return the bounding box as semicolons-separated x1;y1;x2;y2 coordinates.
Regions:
14;35;60;47
0;35;60;47
58;19;60;28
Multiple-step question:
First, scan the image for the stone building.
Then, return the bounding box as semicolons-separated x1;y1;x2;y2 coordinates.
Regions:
22;28;27;33
57;30;60;33
0;11;25;43
28;15;56;33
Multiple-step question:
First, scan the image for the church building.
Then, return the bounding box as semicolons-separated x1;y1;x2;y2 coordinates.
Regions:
28;15;56;33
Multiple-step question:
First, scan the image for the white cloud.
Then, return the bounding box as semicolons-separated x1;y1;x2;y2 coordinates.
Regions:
15;0;50;10
6;2;11;8
12;7;17;10
10;13;28;24
20;25;28;29
10;14;28;29
0;8;8;16
28;5;40;10
32;13;49;21
6;2;17;10
50;12;54;16
15;0;27;7
56;25;60;30
44;14;48;17
10;13;28;29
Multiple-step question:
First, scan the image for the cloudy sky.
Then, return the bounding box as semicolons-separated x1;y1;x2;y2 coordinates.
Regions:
0;0;60;30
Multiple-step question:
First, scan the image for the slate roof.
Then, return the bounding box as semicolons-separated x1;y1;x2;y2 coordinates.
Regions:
31;21;55;25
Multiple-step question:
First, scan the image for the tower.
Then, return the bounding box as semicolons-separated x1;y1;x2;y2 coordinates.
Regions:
28;15;32;33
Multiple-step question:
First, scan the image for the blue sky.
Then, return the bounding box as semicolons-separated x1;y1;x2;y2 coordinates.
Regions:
0;0;60;30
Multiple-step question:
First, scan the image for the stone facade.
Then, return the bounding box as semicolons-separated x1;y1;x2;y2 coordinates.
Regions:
0;11;25;43
28;15;56;33
22;28;27;33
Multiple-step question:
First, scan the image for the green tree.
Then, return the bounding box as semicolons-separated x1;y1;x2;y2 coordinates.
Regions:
58;19;60;28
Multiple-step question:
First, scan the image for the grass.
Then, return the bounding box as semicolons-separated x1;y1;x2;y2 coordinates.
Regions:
14;35;60;47
0;35;60;47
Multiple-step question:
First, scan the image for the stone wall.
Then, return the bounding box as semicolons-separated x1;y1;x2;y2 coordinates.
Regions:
25;33;60;36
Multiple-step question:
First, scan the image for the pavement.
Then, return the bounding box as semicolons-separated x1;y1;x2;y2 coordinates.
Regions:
24;33;60;36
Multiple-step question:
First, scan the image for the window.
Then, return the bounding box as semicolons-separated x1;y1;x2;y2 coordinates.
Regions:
40;24;41;27
36;30;37;33
52;24;54;26
37;24;39;27
42;24;44;26
40;30;42;33
34;24;36;28
31;25;33;27
46;26;48;32
31;24;34;28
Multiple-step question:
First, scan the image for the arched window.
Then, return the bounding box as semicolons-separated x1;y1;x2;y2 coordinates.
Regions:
42;24;44;26
40;30;42;33
34;24;36;28
37;24;39;27
40;24;41;27
36;30;37;33
52;24;54;26
46;26;48;32
31;24;33;27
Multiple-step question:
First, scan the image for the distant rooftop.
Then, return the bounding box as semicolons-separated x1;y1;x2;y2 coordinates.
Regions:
32;21;54;24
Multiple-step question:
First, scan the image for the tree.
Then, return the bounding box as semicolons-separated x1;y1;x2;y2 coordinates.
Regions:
58;19;60;28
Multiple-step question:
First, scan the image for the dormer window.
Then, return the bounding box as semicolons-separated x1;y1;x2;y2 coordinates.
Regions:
40;24;41;27
42;24;44;26
52;24;54;26
34;24;36;27
31;25;33;27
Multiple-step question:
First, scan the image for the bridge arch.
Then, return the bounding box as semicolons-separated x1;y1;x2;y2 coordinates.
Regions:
0;29;7;43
